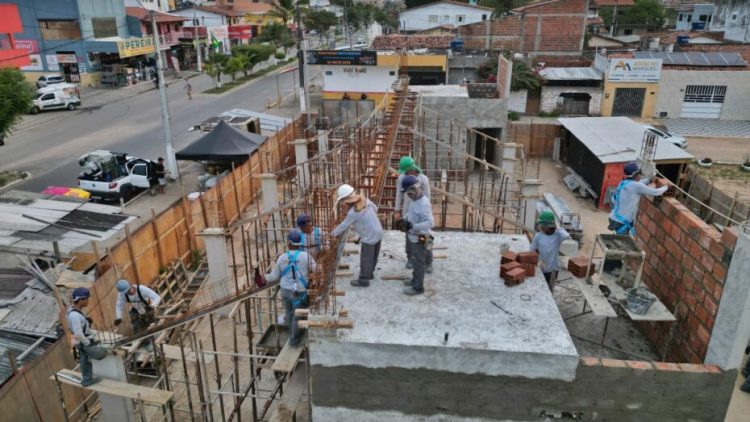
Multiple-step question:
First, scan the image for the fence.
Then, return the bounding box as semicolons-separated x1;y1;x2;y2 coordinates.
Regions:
507;121;560;158
679;166;750;227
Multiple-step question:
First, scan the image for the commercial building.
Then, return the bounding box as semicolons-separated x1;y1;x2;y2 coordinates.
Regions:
125;7;187;72
0;4;31;68
597;53;661;118
399;0;492;32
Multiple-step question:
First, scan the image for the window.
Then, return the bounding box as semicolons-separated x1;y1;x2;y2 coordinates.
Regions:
325;71;332;75
92;17;117;38
389;71;396;75
624;29;633;35
192;18;200;25
442;15;450;23
687;15;692;22
457;15;465;23
428;15;438;24
132;165;147;177
38;20;81;40
732;13;738;21
41;93;54;101
699;14;708;22
678;14;683;22
481;14;487;20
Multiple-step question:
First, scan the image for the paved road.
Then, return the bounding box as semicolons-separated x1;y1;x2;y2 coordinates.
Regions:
1;64;315;193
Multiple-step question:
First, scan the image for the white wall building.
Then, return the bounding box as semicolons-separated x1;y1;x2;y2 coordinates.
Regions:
124;0;172;13
399;0;492;32
710;0;750;43
675;3;714;31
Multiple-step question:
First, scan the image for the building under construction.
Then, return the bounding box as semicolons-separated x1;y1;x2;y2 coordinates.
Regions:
1;73;750;422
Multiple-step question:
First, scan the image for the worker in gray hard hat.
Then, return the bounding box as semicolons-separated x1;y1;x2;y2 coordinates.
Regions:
113;279;161;333
608;161;668;236
331;184;384;287
67;287;107;386
397;175;434;296
265;229;318;346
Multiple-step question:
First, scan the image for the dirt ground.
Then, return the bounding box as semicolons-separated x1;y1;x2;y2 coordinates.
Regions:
693;163;750;205
685;136;750;164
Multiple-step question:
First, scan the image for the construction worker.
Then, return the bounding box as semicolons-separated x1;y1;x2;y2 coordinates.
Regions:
67;287;107;386
296;213;323;258
398;175;434;296
609;161;668;236
113;279;161;333
530;211;570;291
394;156;432;272
265;229;318;346
331;184;384;287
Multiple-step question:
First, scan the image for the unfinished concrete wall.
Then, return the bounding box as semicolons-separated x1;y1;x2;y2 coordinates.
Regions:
634;197;737;363
311;357;734;421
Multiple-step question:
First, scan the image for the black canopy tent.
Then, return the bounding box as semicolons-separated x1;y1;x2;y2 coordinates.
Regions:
176;120;268;161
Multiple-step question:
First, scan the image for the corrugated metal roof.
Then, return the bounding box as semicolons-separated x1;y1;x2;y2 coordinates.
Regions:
557;117;694;164
0;271;60;337
539;67;603;81
0;332;53;385
633;51;747;67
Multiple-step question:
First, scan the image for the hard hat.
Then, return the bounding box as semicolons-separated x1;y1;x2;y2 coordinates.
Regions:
624;161;641;176
335;184;355;207
401;175;419;192
288;229;303;246
116;279;130;293
537;210;556;227
296;213;312;228
72;287;90;302
398;156;421;174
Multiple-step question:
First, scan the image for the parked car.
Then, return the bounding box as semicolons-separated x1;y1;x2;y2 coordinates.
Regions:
644;125;688;149
77;150;158;202
31;83;81;114
36;74;65;88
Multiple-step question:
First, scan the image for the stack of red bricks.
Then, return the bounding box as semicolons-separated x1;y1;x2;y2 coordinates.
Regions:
568;256;596;278
500;251;538;286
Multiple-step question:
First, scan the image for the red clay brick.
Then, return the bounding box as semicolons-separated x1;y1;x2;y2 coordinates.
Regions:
694;304;709;325
653;362;681;371
696;323;711;345
721;227;738;250
698;233;714;251
709;242;725;260
704;365;722;374
500;261;522;277
689;242;703;261
580;357;601;366
699;251;716;271
501;251;518;264
669;224;682;242
625;360;653;370
516;251;539;264
504;267;526;285
522;263;536;277
679;363;708;373
601;358;627;368
704;296;718;315
712;262;728;282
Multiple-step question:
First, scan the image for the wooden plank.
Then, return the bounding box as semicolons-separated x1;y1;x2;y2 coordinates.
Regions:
572;278;617;318
52;369;174;405
271;342;305;373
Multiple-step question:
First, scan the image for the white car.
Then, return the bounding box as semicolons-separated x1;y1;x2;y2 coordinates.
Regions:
644;125;688;149
36;74;65;88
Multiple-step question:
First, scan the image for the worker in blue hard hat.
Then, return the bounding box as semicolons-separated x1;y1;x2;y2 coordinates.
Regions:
266;229;318;346
113;279;161;333
397;175;434;296
67;287;107;386
394;156;431;272
296;213;324;258
608;161;668;236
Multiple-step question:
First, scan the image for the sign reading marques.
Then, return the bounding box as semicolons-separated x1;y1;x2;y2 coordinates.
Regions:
607;58;662;82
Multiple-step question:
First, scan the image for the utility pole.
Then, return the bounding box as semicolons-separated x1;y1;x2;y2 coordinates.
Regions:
193;6;202;71
295;1;310;113
150;10;179;180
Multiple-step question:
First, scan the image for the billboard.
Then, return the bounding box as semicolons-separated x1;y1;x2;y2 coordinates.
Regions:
117;37;156;58
307;50;377;66
607;58;662;82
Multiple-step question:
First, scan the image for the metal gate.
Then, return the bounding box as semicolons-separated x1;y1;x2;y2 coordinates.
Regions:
560;94;591;115
612;88;646;116
680;85;726;118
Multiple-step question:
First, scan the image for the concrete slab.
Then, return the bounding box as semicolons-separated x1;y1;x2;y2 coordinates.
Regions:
312;406;512;422
310;230;579;381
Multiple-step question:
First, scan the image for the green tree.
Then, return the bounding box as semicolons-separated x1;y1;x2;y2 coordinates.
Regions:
267;0;295;25
0;68;34;145
258;22;295;50
478;0;527;18
600;0;665;31
404;0;434;8
304;9;338;39
510;61;542;91
204;52;229;86
224;56;244;81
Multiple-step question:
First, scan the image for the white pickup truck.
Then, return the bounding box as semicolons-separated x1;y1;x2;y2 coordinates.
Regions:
77;151;159;202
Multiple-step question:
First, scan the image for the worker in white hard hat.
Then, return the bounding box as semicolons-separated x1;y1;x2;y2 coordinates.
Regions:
67;287;107;386
113;279;161;333
331;184;384;287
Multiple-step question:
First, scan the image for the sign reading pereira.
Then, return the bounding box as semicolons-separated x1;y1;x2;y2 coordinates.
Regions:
607;59;662;82
117;37;156;58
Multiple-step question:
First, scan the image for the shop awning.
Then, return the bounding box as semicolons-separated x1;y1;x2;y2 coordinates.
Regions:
85;37;127;54
176;120;268;161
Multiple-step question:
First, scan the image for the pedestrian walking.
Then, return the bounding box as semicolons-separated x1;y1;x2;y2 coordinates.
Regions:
155;157;167;194
67;288;107;386
397;175;434;296
184;78;192;100
331;184;384;287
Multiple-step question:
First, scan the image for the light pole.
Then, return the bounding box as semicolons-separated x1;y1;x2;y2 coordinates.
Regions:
150;10;179;180
295;0;311;113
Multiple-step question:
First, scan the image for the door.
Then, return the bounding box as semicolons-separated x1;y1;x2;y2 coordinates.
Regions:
130;163;150;188
525;88;541;114
612;88;646;116
560;93;591;115
39;93;59;109
680;85;725;119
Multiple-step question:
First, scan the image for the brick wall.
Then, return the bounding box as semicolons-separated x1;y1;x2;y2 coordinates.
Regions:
635;197;739;363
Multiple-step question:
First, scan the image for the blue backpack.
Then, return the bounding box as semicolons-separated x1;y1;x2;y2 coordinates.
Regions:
280;250;309;306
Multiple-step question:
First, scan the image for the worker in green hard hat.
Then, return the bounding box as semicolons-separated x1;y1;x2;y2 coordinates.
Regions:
394;156;431;272
530;210;570;292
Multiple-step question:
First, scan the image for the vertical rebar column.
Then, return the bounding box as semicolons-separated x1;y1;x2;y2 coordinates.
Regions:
244;299;259;422
209;313;227;422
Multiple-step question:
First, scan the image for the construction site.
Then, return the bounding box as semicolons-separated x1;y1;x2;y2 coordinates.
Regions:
1;66;750;422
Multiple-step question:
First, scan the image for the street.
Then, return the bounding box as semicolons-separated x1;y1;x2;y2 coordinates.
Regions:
0;64;314;193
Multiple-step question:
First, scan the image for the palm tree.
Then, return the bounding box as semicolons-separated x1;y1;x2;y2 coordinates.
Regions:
267;0;295;25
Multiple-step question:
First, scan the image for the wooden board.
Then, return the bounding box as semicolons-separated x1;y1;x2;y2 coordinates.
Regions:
52;369;174;405
572;278;617;318
271;341;304;373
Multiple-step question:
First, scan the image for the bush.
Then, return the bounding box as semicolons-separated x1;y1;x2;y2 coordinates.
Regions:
275;51;286;60
507;111;521;121
537;109;560;118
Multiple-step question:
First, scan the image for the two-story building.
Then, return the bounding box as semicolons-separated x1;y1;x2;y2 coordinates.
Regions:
0;4;31;69
709;0;750;43
675;4;714;31
399;0;492;32
171;5;245;54
125;7;187;70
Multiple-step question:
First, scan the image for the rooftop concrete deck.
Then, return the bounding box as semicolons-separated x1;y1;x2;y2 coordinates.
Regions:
310;230;579;381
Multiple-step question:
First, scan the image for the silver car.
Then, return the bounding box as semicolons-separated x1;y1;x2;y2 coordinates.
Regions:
644;125;688;149
36;74;65;88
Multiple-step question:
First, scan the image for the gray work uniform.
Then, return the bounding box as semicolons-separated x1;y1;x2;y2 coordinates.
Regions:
396;173;430;262
266;250;317;346
609;178;667;228
67;306;107;386
404;195;434;291
332;200;384;283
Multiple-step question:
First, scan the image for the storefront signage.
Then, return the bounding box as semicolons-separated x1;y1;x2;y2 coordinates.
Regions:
0;39;39;53
307;50;377;66
56;53;77;64
117;37;156;58
208;25;229;40
607;58;662;82
22;54;43;71
45;54;59;70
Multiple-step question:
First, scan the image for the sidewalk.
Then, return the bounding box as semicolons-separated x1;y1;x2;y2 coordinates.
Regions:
79;70;201;104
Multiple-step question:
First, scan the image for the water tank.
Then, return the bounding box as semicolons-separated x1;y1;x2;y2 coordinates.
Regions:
450;39;464;52
676;35;690;45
